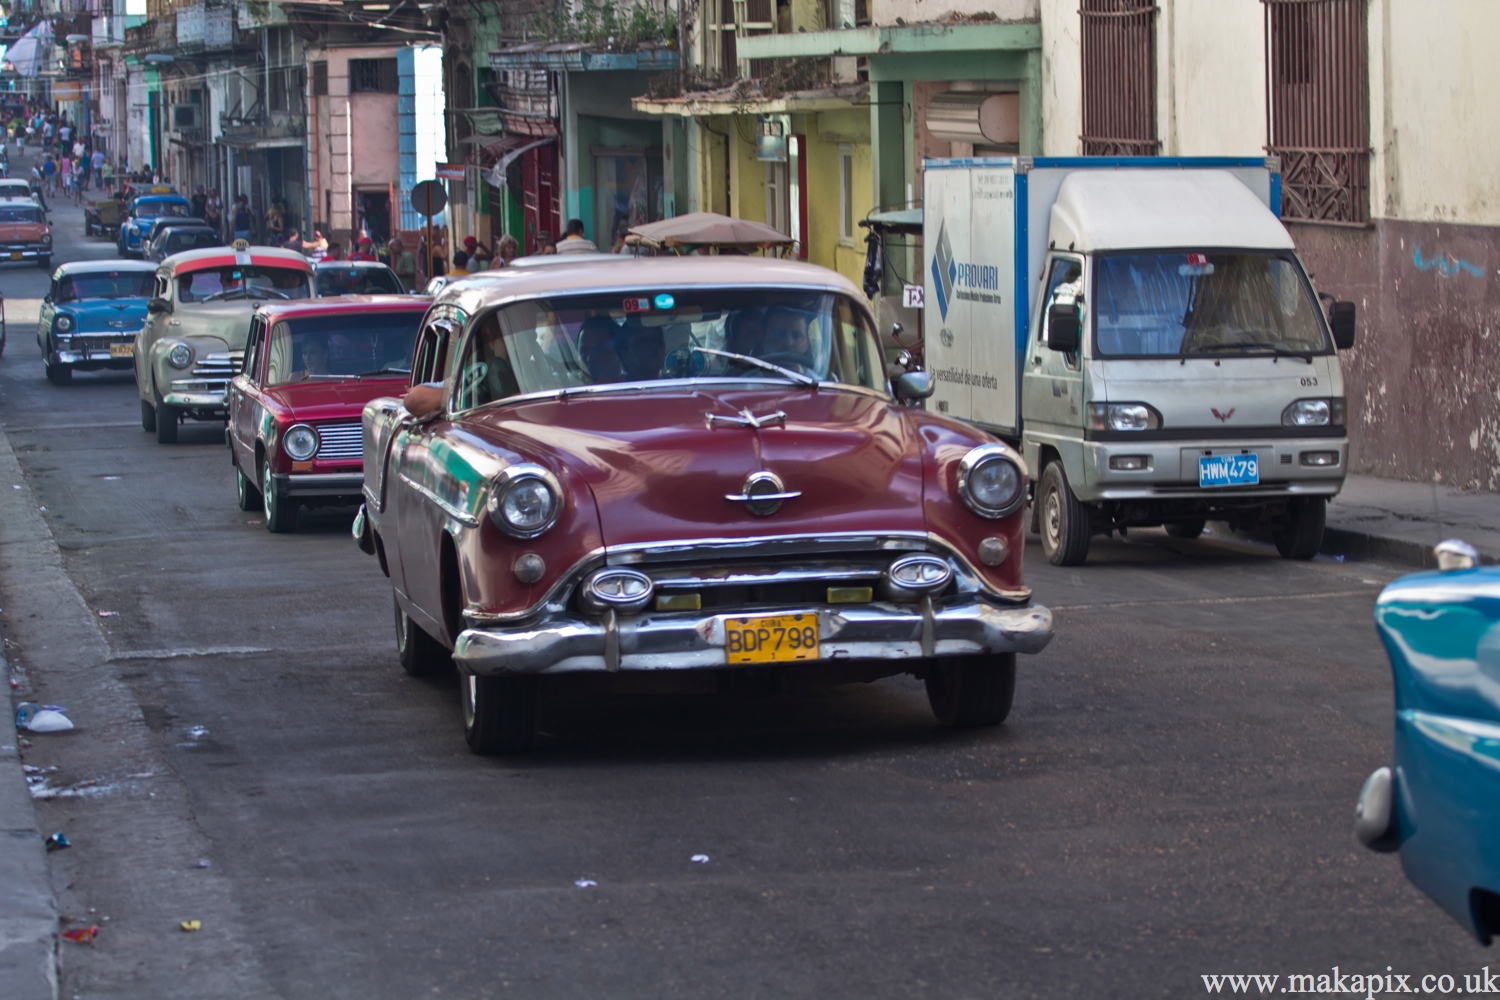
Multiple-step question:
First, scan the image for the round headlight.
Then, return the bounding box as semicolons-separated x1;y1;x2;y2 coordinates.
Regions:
1282;398;1331;427
487;465;562;539
281;423;319;461
41;233;51;245
167;342;192;369
957;444;1026;519
54;314;72;332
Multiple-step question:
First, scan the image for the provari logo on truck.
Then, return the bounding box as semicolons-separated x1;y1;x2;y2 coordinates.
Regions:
930;219;1002;322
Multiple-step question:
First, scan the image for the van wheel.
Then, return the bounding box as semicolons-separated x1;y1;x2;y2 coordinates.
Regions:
460;666;539;754
924;653;1016;728
1165;519;1206;540
140;398;156;432
394;594;450;677
1038;462;1091;566
1274;497;1326;560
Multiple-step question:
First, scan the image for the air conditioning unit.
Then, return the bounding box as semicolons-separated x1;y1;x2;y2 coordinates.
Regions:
171;103;201;130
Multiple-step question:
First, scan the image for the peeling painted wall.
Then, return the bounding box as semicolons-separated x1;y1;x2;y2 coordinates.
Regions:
1293;219;1500;488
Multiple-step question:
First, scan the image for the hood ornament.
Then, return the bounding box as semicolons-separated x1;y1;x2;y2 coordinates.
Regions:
1211;407;1235;422
707;407;787;430
726;471;801;516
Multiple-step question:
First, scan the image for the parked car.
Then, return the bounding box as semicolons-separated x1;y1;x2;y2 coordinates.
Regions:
227;296;429;532
1355;539;1500;945
313;260;405;297
354;257;1055;753
135;243;315;444
117;193;191;257
0;198;51;268
144;224;223;262
37;260;156;384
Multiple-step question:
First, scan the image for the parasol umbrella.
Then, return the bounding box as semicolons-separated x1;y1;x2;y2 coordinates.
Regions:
626;212;793;252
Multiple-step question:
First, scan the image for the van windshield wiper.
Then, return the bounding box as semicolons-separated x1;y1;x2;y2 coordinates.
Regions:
1191;342;1314;364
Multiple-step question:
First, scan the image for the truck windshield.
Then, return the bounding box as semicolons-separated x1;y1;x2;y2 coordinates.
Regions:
1093;252;1328;358
451;289;884;410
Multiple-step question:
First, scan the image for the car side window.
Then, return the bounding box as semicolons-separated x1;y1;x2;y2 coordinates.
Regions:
451;312;520;413
242;319;263;387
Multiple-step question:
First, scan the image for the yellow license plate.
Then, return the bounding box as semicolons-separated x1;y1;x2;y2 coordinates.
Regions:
110;343;134;357
724;613;819;664
8;252;20;260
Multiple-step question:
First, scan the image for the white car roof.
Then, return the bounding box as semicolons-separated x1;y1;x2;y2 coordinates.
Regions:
1048;169;1294;254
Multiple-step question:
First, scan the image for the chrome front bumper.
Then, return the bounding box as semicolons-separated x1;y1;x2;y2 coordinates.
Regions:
273;471;364;498
454;597;1054;676
163;391;228;408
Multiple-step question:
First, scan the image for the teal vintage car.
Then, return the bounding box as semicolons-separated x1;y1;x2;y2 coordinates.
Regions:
1357;539;1500;945
37;260;156;385
117;193;191;258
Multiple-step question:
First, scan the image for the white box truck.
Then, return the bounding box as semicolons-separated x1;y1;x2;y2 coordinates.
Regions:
920;156;1356;566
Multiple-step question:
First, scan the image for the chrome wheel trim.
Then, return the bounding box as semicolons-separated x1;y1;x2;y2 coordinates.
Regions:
262;465;276;523
463;672;478;730
1043;486;1062;550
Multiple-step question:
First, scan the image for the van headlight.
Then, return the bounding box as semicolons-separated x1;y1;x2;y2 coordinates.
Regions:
1087;402;1162;432
956;444;1026;519
487;464;562;539
167;342;192;369
1282;397;1346;427
281;423;319;461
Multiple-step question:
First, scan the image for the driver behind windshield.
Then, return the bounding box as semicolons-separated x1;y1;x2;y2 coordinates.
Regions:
618;324;666;382
298;335;330;377
762;306;812;365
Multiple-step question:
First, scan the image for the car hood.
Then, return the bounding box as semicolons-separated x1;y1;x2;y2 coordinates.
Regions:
61;299;147;332
265;376;410;422
172;301;274;351
0;223;45;240
462;386;927;548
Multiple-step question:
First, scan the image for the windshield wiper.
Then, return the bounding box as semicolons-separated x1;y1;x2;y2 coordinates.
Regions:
202;288;247;302
1192;342;1314;364
354;366;411;378
247;287;292;300
690;347;818;387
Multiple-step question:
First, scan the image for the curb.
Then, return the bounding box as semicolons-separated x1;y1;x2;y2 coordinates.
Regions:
1321;526;1497;572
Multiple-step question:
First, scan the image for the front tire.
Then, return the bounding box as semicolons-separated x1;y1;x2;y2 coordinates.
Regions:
459;666;539;755
140;398;157;431
44;361;70;385
1038;461;1092;566
1273;497;1326;560
394;595;450;677
924;653;1016;728
235;464;262;512
261;462;297;533
36;256;49;271
155;399;179;444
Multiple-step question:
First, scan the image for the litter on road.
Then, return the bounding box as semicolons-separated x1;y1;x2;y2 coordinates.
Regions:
45;832;70;852
61;926;99;944
180;920;202;932
97;610;118;617
26;708;74;732
691;855;710;864
574;879;597;888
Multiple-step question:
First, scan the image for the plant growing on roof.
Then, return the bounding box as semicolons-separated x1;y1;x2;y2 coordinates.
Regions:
529;0;678;51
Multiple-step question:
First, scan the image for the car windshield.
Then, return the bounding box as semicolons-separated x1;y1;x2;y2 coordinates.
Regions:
178;266;310;303
136;201;188;219
55;271;154;302
264;313;424;385
1093;252;1329;357
0;183;32;198
163;231;221;254
316;266;404;297
0;205;42;224
451;288;884;410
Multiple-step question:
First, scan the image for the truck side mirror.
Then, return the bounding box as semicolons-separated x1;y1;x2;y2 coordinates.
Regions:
894;370;935;402
147;297;173;315
1329;300;1356;350
1046;301;1081;353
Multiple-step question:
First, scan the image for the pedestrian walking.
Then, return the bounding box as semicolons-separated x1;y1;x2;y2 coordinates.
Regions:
265;199;286;245
389;237;416;292
496;234;518;266
101;158;114;192
348;236;376;262
91;148;104;188
204;188;222;235
231;196;253;242
41;154;56;196
191;184;207;219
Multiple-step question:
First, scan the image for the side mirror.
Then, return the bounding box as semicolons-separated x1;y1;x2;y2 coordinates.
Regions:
147;297;172;315
1329;300;1356;350
894;370;935;402
1046;300;1081;353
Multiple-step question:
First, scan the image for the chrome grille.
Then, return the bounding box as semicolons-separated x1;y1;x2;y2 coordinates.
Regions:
191;351;242;381
316;422;362;461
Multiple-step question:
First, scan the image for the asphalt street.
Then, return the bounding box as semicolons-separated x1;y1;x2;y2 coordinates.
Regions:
0;153;1492;998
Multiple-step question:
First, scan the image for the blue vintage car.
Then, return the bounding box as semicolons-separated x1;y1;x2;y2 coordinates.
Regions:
35;260;156;384
1357;539;1500;945
117;193;191;257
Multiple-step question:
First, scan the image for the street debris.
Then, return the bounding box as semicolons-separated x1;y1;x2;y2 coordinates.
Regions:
26;709;75;733
690;854;710;864
29;778;113;801
179;920;202;933
97;610;118;618
187;725;208;739
193;858;212;869
61;926;99;944
45;832;71;852
574;879;597;888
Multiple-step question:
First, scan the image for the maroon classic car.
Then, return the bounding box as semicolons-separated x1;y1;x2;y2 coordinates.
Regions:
227;296;429;532
353;257;1053;753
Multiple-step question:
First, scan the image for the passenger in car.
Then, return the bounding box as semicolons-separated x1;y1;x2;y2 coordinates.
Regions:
618;324;666;382
577;316;624;383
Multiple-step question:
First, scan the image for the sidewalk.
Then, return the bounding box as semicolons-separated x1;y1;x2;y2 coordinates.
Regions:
1323;473;1500;569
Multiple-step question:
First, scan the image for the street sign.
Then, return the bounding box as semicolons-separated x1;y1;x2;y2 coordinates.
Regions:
434;163;466;181
902;284;924;309
410;180;447;218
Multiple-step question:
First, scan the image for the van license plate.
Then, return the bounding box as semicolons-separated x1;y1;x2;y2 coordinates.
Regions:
724;614;819;664
1199;454;1259;488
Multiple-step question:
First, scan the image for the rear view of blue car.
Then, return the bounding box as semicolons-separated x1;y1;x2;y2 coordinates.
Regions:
1357;539;1500;945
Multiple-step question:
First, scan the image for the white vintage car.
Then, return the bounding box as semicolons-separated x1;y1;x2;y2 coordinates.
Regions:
135;242;314;443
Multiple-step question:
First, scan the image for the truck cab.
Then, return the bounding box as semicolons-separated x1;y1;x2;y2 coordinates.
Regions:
921;159;1356;566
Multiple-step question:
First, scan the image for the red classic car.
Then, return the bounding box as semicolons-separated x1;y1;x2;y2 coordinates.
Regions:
353;257;1053;753
227;296;429;532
